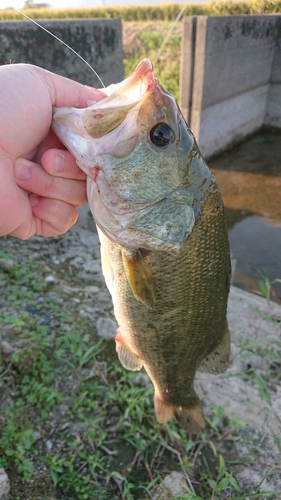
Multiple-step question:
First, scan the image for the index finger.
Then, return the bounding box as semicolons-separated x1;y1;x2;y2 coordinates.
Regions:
41;149;86;180
38;66;107;108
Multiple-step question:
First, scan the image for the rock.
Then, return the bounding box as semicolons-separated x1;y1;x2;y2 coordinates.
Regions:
96;317;117;340
32;431;41;441
152;471;188;499
0;469;10;499
134;373;152;389
46;440;53;450
0;258;14;271
87;286;100;294
1;341;13;354
83;260;102;274
45;275;56;284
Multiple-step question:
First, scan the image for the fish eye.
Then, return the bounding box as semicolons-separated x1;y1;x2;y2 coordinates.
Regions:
150;123;174;147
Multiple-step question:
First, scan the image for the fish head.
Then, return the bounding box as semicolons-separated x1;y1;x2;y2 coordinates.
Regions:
52;59;216;252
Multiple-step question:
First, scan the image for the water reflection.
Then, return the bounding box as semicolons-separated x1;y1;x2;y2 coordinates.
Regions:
209;129;281;303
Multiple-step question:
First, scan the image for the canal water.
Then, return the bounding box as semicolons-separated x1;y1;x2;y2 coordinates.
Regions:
209;129;281;304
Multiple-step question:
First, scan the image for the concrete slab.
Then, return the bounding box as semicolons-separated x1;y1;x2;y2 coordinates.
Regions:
197;286;281;493
199;84;268;158
264;84;281;128
180;15;281;157
0;19;124;87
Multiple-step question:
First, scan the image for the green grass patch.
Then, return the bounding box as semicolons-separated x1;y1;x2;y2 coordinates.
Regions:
123;27;181;101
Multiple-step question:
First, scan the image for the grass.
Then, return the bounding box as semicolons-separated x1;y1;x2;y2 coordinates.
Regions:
123;26;182;101
1;0;281;21
0;237;278;499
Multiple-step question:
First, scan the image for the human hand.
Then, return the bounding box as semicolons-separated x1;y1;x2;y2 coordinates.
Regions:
0;63;105;239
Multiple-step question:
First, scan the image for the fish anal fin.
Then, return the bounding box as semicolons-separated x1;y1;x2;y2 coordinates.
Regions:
154;394;205;433
198;321;231;374
122;249;156;309
115;329;143;371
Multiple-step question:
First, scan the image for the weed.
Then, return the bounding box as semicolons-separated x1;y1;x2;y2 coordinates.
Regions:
255;272;281;302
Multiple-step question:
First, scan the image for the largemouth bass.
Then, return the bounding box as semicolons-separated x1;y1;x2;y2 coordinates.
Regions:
52;59;231;432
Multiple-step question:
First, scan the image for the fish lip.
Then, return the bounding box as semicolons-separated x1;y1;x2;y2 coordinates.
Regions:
101;59;154;99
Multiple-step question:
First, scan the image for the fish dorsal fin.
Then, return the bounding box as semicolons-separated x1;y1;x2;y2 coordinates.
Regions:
198;321;231;374
122;249;156;309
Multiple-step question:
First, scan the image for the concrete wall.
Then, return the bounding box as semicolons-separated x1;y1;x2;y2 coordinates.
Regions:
180;15;281;158
264;17;281;129
0;19;124;87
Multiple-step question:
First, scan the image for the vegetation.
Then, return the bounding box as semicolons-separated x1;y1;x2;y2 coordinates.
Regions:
123;24;182;101
0;0;280;21
0;238;279;499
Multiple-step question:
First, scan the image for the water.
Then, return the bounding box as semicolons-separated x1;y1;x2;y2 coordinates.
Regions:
209;129;281;304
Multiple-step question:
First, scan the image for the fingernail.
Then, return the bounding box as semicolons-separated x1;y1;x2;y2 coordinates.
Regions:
30;195;39;207
55;153;65;173
15;164;31;181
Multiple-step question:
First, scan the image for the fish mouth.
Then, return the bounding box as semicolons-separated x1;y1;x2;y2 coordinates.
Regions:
52;59;158;175
100;58;154;99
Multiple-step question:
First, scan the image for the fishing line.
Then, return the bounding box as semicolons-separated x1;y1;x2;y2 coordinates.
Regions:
153;4;187;67
13;8;106;88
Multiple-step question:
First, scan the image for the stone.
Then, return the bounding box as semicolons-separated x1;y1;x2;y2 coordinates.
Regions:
133;373;152;389
96;317;117;340
0;469;10;499
152;471;188;499
45;275;56;283
1;341;13;354
0;259;14;271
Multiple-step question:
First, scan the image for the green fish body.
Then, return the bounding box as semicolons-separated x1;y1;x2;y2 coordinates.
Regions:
52;59;231;432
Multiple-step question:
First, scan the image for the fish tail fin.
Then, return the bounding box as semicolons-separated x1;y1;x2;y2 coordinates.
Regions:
154;394;205;433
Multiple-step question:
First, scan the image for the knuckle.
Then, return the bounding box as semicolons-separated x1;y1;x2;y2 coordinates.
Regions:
44;174;56;194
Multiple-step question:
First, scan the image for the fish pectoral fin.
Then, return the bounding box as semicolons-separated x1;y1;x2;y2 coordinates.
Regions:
154;394;205;433
122;249;156;309
198;321;231;374
115;329;143;371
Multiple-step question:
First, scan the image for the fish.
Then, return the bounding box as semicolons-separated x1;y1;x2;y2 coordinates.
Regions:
52;58;231;433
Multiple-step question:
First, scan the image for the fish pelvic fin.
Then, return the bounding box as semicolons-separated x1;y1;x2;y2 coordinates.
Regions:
198;321;231;374
122;249;156;309
154;395;205;433
115;328;143;371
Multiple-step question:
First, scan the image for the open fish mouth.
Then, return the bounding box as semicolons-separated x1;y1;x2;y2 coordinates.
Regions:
52;59;155;164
